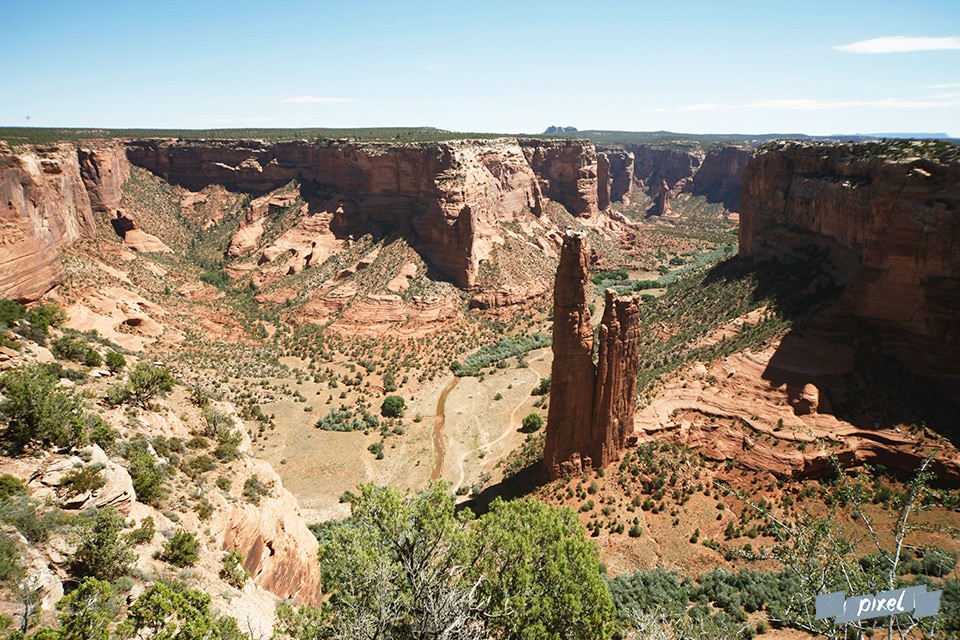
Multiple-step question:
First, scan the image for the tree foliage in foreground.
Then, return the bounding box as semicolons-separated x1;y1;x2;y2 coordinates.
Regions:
313;482;615;640
0;363;87;454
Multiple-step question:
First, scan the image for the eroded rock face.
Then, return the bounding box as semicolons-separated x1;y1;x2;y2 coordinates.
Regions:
601;143;750;211
739;141;960;393
544;232;596;477
0;145;98;301
544;233;642;479
126;138;600;289
222;461;324;606
593;290;642;468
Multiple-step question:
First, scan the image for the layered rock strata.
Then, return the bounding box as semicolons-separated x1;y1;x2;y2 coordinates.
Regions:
127;138;601;289
544;232;641;479
740;141;960;393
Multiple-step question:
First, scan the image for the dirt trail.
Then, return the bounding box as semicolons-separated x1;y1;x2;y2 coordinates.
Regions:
430;376;460;480
451;349;550;493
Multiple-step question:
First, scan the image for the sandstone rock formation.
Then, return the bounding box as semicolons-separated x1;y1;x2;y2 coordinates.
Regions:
544;232;641;479
111;210;173;253
593;289;642;467
0;145;98;301
740;140;960;394
600;142;750;213
126;137;601;291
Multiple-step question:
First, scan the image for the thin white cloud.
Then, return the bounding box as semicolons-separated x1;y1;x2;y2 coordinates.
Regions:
647;97;960;112
930;82;960;89
279;96;355;104
836;36;960;54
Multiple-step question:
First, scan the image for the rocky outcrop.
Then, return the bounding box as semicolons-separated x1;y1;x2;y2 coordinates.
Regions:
0;144;99;301
740;140;960;393
606;150;634;204
520;139;599;217
222;460;324;606
597;153;611;211
78;143;128;213
544;232;596;478
544;232;642;479
111;210;172;253
600;142;750;212
692;144;750;210
127;138;601;290
593;290;642;468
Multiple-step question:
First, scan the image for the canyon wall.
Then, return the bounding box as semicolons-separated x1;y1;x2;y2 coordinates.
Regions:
544;232;641;479
740;141;960;392
0;141;127;302
126;138;600;289
598;143;750;214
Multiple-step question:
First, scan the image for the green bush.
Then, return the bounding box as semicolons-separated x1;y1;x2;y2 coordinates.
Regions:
122;439;168;506
59;465;106;498
159;530;200;567
106;363;175;408
521;413;544;433
25;303;66;332
0;363;87;454
380;395;405;418
531;376;551;396
105;351;126;373
220;549;249;588
0;495;69;543
0;299;25;327
124;515;156;546
0;474;27;500
242;475;271;505
70;507;136;580
88;415;118;451
452;333;552;376
0;531;23;582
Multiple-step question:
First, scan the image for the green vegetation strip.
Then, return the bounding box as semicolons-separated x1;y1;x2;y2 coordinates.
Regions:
451;332;551;377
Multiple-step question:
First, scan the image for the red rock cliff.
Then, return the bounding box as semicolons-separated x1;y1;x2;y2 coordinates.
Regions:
544;232;596;477
593;289;642;468
544;232;642;479
126;138;601;289
0;144;101;301
740;140;960;392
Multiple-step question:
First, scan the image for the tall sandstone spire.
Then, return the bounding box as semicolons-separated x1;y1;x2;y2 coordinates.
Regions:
544;231;642;480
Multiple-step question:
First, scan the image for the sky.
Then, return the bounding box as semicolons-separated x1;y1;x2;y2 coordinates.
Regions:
2;0;959;136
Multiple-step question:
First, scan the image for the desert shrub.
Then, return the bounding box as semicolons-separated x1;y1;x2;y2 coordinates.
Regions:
531;376;551;395
0;363;87;454
0;299;25;327
124;515;155;545
608;567;689;616
452;332;552;376
106;363;175;408
215;476;232;492
59;465;106;498
0;474;26;500
159;531;200;567
220;549;249;588
922;548;958;577
87;414;118;451
520;412;543;433
380;395;405;418
0;495;69;543
383;370;397;392
105;351;126;373
242;475;271;505
25;303;66;332
121;438;168;506
70;507;136;580
0;531;23;582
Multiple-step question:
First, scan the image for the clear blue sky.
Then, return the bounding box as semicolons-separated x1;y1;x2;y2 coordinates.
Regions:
3;0;959;136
